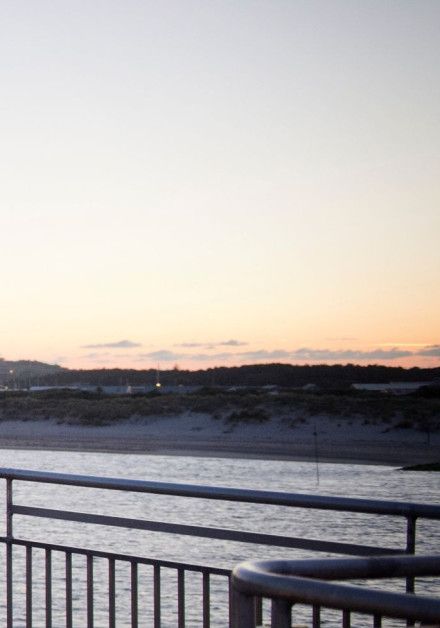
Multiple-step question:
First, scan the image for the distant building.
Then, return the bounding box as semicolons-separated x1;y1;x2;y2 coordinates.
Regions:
352;382;433;395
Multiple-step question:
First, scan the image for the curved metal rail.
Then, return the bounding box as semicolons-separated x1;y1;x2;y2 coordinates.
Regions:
232;555;440;627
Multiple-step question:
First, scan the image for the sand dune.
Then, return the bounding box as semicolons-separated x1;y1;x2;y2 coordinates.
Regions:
0;413;437;466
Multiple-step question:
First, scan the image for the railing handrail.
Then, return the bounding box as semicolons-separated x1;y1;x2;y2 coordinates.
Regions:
1;467;440;519
232;555;440;625
233;555;440;591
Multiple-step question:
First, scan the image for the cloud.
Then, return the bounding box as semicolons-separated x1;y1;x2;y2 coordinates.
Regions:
137;346;421;364
80;343;440;366
228;347;413;362
188;352;235;361
82;339;141;349
288;347;413;361
379;343;429;347
84;352;134;360
138;350;183;362
238;350;291;361
137;350;235;362
175;339;248;349
220;339;248;347
417;344;440;357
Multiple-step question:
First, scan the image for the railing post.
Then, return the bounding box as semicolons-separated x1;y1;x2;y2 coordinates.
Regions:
26;546;33;628
406;515;417;593
406;516;417;627
231;588;256;628
87;554;93;628
406;516;417;555
131;562;138;628
46;548;53;628
6;478;13;628
177;567;185;628
202;571;210;628
312;604;321;628
255;596;263;625
66;552;73;628
154;564;161;628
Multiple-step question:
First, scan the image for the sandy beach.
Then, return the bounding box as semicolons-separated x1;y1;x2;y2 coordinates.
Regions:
0;413;438;466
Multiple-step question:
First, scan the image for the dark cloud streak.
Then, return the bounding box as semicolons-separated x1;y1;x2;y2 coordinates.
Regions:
82;340;142;349
289;348;413;361
137;350;234;362
417;345;440;357
81;342;439;365
175;339;248;349
135;345;439;364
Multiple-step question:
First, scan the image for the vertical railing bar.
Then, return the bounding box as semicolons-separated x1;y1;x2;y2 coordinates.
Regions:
406;516;417;554
232;589;256;628
87;554;94;628
66;552;72;628
109;558;116;628
229;576;233;628
6;478;13;628
131;561;138;628
255;596;263;626
342;609;351;628
6;478;13;538
202;571;210;628
178;567;185;628
373;614;382;628
406;515;417;627
26;545;32;628
271;599;291;628
153;564;161;628
6;542;13;628
46;548;52;628
312;604;321;628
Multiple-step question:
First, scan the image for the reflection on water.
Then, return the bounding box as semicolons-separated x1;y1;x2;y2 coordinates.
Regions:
0;448;439;626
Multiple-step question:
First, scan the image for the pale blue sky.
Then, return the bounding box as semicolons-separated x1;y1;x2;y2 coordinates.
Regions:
1;1;439;368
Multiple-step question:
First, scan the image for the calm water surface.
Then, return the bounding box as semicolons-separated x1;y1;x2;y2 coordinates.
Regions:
0;448;438;626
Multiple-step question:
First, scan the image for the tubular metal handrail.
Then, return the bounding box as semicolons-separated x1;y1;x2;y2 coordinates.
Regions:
231;555;440;627
1;466;440;519
2;467;440;558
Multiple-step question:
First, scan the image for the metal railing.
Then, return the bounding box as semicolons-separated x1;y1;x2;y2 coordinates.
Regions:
1;467;440;626
231;555;440;626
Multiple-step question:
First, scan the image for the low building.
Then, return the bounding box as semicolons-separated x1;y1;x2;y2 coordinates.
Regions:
352;382;434;395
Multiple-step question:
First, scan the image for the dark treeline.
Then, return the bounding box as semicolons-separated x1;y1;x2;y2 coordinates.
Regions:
21;363;440;389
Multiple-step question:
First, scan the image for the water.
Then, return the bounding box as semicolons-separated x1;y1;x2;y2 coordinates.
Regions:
0;448;439;626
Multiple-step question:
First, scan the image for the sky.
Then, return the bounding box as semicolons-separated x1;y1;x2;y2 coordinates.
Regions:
1;1;439;371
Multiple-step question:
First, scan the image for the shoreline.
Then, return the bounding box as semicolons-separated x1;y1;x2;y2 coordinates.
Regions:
0;442;431;467
0;414;438;466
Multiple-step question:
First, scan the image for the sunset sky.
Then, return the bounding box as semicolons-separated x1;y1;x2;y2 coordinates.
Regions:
1;1;439;370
